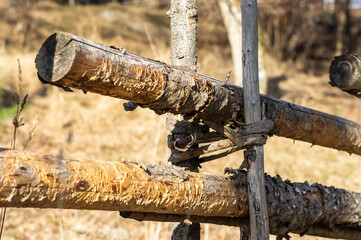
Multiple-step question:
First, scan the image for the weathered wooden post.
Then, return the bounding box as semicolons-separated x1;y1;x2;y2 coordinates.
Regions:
168;0;200;239
241;0;269;239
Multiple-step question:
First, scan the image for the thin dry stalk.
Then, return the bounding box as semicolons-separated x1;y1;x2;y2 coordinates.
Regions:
23;115;38;150
1;59;30;240
10;59;28;150
144;24;159;59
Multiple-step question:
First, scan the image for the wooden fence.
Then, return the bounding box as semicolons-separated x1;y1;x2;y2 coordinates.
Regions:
29;31;361;239
1;0;361;239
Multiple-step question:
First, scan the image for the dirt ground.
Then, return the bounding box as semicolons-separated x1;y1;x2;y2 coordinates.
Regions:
0;1;360;240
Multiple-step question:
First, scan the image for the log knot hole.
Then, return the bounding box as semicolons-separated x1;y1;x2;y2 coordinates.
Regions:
74;180;90;191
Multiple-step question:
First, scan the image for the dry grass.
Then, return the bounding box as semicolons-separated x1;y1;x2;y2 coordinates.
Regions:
0;1;360;240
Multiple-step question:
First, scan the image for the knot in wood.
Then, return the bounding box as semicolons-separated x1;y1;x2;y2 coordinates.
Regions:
245;148;257;162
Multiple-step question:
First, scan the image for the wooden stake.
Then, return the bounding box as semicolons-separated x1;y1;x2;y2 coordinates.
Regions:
241;0;269;239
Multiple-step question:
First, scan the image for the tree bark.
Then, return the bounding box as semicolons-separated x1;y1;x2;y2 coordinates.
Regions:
35;32;361;156
329;53;361;98
169;0;198;72
0;149;360;239
168;0;200;238
241;0;269;239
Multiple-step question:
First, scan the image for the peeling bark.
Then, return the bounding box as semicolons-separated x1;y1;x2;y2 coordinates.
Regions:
0;149;248;217
0;149;360;239
35;32;361;156
329;53;361;98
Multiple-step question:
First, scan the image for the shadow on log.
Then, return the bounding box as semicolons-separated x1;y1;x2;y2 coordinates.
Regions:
0;149;360;239
35;32;361;156
329;53;361;98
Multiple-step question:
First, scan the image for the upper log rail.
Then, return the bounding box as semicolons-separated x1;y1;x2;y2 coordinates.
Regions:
0;149;360;239
329;53;361;98
35;32;361;156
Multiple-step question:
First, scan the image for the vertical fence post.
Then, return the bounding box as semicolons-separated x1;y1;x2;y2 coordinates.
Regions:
168;0;200;239
240;0;270;239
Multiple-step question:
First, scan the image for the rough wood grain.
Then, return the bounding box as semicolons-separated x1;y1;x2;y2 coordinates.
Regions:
329;53;361;98
0;149;248;217
0;149;360;239
35;32;361;156
241;0;269;239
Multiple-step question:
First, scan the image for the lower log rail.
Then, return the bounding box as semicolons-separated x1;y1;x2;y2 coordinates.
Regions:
119;212;361;240
0;149;360;239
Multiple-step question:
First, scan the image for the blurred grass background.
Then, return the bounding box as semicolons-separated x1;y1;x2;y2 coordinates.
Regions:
0;0;360;239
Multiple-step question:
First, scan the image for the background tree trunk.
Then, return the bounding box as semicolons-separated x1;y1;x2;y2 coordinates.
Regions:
329;53;361;97
218;0;243;85
335;0;350;55
218;0;267;93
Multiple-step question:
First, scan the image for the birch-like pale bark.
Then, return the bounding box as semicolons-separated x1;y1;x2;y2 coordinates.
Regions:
168;0;200;239
218;0;243;86
218;0;267;94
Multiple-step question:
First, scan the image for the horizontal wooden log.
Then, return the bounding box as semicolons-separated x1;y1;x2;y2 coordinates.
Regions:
329;53;361;98
0;149;360;239
120;212;361;240
0;148;248;217
35;32;361;156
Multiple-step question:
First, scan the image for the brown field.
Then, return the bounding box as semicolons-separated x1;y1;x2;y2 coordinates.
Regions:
0;1;360;239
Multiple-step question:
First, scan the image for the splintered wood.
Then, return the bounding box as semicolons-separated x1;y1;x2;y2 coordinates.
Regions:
0;149;248;217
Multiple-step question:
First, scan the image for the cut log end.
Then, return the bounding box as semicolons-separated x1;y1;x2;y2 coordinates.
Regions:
35;32;76;83
329;54;361;89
